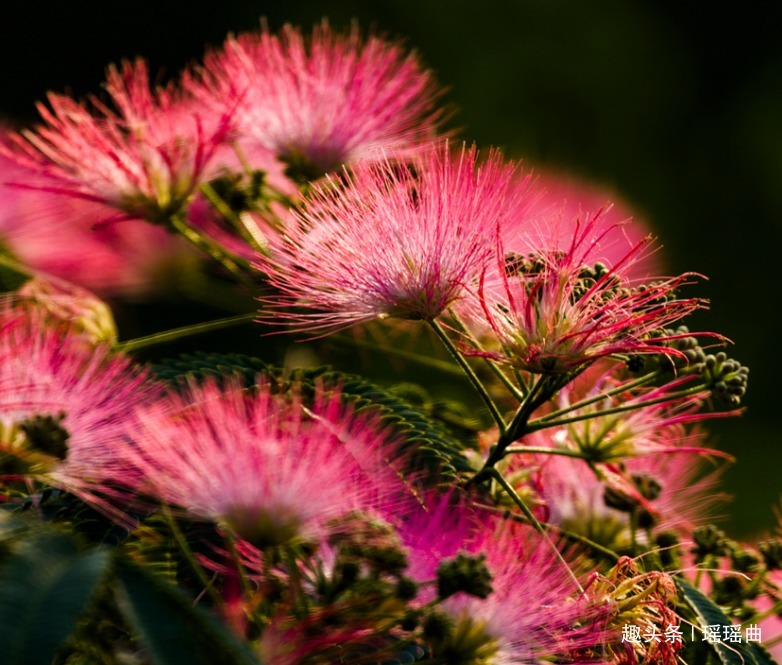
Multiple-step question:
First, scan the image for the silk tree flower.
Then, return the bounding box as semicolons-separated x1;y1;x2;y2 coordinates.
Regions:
465;212;707;374
4;59;232;226
393;494;605;663
522;437;728;550
0;139;197;298
540;366;734;463
434;521;605;664
0;307;159;509
257;143;527;334
114;379;413;548
192;21;444;181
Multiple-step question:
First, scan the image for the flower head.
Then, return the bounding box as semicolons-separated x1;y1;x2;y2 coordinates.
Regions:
466;212;706;373
257;143;526;334
5;59;231;225
194;21;444;181
115;379;412;548
0;307;159;505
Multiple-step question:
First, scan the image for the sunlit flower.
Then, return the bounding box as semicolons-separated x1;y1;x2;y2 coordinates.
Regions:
115;379;412;548
390;492;602;663
193;21;444;181
0;307;159;504
0;138;196;298
465;212;706;374
257;143;526;334
5;59;231;225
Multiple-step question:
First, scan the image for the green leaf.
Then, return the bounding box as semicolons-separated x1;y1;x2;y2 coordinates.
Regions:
114;558;259;665
152;351;272;386
0;530;110;665
675;577;777;665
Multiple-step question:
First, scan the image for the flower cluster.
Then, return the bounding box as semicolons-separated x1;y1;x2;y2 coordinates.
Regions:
0;19;775;665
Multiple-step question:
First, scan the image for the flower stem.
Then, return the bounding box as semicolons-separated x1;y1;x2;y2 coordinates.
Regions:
169;214;254;286
525;385;708;433
329;334;464;376
429;319;507;435
116;312;257;353
162;507;222;607
535;370;663;423
447;309;527;400
484;467;584;592
200;182;267;255
503;445;589;459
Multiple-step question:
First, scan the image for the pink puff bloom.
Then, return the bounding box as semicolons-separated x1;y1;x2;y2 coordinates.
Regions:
257;143;527;334
396;494;605;663
193;22;444;180
525;440;728;545
0;138;197;298
4;59;231;225
444;522;604;664
114;379;413;548
0;307;159;507
466;212;707;374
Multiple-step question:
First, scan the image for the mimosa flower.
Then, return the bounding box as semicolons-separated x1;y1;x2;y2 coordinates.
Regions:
194;22;444;180
115;379;412;548
257;143;526;334
0;137;195;298
5;59;231;225
0;307;159;501
466;212;706;374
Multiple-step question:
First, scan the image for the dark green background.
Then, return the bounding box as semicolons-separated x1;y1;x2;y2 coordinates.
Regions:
2;1;780;536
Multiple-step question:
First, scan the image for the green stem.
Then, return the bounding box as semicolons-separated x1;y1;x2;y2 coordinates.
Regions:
525;385;708;433
475;501;620;561
504;445;589;459
116;312;257;353
224;531;253;600
447;309;527;400
485;467;584;592
162;507;222;607
536;370;662;423
744;598;782;625
429;319;507;434
200;182;267;255
169;214;254;286
329;334;463;376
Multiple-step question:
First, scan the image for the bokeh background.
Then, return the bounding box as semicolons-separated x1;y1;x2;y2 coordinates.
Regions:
2;0;780;536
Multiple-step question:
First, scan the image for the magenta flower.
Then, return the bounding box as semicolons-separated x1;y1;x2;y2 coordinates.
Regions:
466;212;707;373
5;59;231;225
257;143;526;334
0;307;159;506
115;379;412;547
0;136;197;297
193;22;444;179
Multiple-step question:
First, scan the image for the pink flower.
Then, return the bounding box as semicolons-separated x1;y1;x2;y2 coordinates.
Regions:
0;307;159;506
466;212;707;373
395;494;605;662
257;143;527;334
0;137;196;298
193;22;444;180
115;379;412;547
4;59;231;225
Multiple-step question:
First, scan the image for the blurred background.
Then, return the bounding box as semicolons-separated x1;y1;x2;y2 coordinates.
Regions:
2;0;780;536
